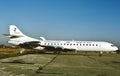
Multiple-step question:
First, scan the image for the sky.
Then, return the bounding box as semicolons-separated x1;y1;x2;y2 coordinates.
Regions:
0;0;120;46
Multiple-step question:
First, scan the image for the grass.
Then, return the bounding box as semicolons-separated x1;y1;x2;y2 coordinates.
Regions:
0;48;120;76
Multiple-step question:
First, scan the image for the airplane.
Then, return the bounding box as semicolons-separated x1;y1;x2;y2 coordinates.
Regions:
4;25;118;55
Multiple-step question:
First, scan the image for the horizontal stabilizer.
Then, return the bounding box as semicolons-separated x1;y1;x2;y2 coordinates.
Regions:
3;34;23;38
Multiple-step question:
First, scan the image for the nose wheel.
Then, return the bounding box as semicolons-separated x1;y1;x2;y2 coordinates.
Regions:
99;51;103;56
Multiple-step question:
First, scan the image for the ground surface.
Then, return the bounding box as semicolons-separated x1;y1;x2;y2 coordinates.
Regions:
0;48;120;76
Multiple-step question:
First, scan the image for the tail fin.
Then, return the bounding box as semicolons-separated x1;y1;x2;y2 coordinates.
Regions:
9;25;25;36
3;25;26;38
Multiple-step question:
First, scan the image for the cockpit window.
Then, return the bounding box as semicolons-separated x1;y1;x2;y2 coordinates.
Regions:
111;45;116;47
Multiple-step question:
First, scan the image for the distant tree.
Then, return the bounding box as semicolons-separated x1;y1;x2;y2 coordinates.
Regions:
0;44;5;48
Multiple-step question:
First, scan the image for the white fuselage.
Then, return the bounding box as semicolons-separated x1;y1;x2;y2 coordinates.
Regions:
39;40;118;52
7;35;118;52
6;25;118;52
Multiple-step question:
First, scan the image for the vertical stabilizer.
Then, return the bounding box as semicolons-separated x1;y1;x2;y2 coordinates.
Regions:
9;25;25;36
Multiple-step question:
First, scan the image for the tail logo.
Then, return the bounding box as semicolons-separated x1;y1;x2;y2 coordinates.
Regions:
13;27;20;34
14;28;16;32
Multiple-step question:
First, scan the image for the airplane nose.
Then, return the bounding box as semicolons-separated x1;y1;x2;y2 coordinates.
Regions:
115;47;118;51
115;46;120;53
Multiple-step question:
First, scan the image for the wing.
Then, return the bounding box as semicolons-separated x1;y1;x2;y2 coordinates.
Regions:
3;34;23;38
44;45;75;52
44;46;63;51
19;41;40;49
